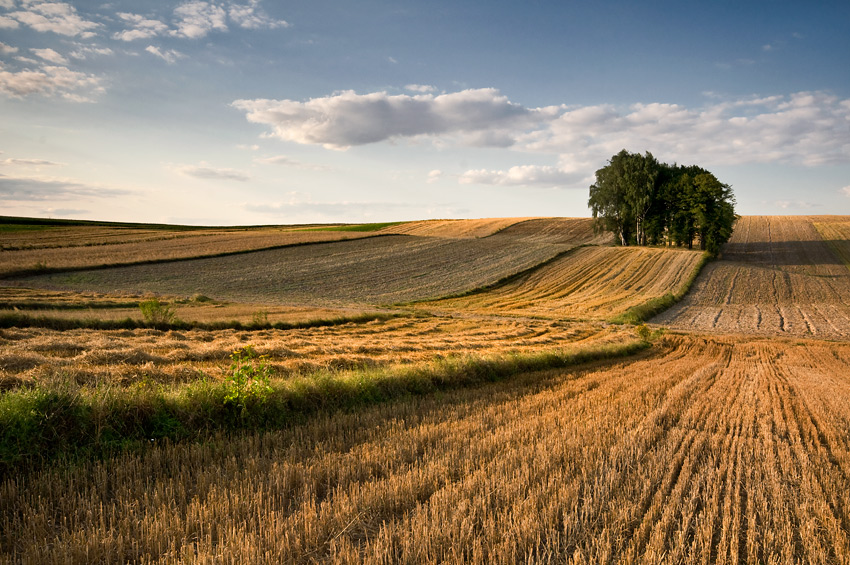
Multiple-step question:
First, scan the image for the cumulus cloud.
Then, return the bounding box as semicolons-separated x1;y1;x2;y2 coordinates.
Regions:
842;186;850;197
0;62;103;101
0;41;18;54
113;12;168;41
145;45;183;64
171;1;228;39
405;84;436;93
0;15;19;29
525;91;850;172
232;88;560;150
176;164;250;182
459;165;582;188
6;2;99;37
32;47;68;65
228;0;288;29
427;170;442;183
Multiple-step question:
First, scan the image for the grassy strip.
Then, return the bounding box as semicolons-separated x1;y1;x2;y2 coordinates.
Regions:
0;301;142;310
301;221;408;232
609;251;712;324
0;311;405;332
0;338;649;477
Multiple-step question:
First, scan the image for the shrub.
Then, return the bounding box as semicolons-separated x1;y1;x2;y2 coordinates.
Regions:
138;298;176;326
224;345;273;414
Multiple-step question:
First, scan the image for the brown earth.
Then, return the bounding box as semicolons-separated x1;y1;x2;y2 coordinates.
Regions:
653;215;850;339
11;218;603;307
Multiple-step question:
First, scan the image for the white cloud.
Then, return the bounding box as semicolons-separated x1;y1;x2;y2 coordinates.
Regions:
253;155;330;171
1;158;63;166
459;165;581;188
405;84;436;93
32;47;68;65
171;1;228;39
232;88;560;150
176;164;250;182
145;45;184;64
228;0;288;29
0;41;18;54
0;63;103;101
0;0;14;9
526;91;850;172
7;2;100;37
427;170;442;183
0;175;129;201
113;12;168;41
68;44;113;59
842;186;850;197
0;15;19;28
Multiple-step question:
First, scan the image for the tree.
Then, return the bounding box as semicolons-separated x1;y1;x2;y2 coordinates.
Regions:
588;150;737;255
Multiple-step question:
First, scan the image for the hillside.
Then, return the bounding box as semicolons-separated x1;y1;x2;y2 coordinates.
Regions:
653;215;850;339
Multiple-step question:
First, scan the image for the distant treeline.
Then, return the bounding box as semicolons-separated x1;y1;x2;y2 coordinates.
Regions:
589;150;737;254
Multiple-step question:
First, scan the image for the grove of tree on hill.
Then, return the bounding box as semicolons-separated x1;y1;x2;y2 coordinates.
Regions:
588;149;737;254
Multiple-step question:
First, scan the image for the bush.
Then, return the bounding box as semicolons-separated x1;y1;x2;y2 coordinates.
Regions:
139;298;176;326
225;345;273;414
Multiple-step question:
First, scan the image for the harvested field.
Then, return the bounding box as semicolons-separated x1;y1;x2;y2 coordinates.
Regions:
426;246;703;320
813;217;850;270
0;228;375;279
378;217;532;238
654;215;850;339
14;219;602;307
0;316;610;389
4;333;850;562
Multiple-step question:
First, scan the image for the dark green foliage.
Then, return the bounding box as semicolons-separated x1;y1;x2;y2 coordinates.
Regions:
589;150;737;254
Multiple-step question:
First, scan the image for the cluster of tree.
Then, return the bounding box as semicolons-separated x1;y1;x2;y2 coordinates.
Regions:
588;149;737;255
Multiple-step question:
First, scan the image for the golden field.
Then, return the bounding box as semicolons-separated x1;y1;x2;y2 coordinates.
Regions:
2;215;850;563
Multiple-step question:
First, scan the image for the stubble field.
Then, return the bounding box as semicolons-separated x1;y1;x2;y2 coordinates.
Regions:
2;215;850;563
653;215;850;339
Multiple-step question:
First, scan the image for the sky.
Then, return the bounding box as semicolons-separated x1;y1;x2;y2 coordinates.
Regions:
1;0;849;225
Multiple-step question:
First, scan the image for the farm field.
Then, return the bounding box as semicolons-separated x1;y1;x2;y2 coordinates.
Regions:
11;218;604;307
3;215;850;562
653;216;850;339
426;245;703;320
4;334;850;562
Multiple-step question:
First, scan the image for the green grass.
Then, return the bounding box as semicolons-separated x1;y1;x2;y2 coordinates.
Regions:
303;221;407;232
609;251;712;325
0;338;650;477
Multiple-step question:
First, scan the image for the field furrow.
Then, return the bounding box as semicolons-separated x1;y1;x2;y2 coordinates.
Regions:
654;216;850;339
4;334;850;563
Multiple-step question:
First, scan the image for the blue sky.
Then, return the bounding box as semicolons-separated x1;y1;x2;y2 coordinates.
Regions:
1;0;849;225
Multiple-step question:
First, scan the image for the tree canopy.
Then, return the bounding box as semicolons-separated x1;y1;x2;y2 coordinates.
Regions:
588;150;736;255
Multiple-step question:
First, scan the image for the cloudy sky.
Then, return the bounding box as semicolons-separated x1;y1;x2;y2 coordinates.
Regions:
1;0;849;225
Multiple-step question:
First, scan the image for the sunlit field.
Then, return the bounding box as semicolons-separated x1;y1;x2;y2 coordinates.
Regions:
2;215;850;563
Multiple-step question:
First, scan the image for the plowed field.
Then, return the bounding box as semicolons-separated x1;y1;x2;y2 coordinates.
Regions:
13;219;602;307
428;246;703;319
654;216;850;339
5;334;850;562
